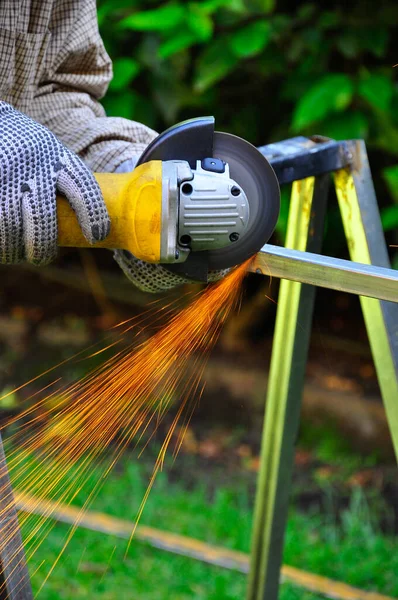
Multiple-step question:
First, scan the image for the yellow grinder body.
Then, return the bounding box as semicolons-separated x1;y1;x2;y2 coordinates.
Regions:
57;161;163;263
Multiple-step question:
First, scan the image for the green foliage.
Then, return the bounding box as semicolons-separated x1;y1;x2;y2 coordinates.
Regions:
21;453;398;599
292;74;354;131
110;57;140;90
299;421;380;470
229;21;271;58
358;73;393;112
98;0;398;256
119;4;186;31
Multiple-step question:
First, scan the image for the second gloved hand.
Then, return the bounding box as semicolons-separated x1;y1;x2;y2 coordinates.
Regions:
0;102;110;265
114;250;228;294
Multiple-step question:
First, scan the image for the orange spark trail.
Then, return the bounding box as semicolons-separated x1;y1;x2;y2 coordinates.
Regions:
0;260;252;593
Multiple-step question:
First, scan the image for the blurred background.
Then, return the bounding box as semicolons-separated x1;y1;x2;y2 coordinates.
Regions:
1;1;398;598
100;0;398;261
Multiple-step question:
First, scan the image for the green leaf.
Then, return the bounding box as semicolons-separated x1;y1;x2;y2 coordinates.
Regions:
201;0;246;14
358;74;393;112
322;111;368;141
110;57;140;91
102;90;137;120
229;21;271;58
318;11;340;29
158;31;198;59
336;33;360;59
187;4;214;41
292;74;354;131
380;205;398;232
97;5;110;27
120;4;185;31
383;165;398;204
194;39;238;92
103;89;157;127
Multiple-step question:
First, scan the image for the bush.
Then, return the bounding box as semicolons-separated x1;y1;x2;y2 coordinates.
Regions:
98;0;398;258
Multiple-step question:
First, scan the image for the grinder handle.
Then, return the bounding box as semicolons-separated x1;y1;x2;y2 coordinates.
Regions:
56;161;163;263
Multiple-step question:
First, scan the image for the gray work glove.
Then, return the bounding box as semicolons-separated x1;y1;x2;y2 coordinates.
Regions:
114;249;227;293
0;101;110;265
112;160;227;293
114;249;192;293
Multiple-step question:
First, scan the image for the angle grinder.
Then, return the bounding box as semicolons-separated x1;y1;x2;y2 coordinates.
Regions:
57;117;280;282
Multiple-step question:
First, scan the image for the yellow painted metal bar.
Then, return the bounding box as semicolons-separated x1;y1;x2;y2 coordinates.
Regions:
57;161;163;263
334;167;398;460
247;177;326;600
14;491;393;600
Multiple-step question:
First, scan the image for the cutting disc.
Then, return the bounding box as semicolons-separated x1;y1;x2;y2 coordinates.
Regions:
136;118;280;277
208;131;280;270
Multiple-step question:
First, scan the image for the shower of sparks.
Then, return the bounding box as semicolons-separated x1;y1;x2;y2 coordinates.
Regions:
0;259;251;593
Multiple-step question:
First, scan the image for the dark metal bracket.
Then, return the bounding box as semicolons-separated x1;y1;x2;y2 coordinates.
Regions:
260;135;353;184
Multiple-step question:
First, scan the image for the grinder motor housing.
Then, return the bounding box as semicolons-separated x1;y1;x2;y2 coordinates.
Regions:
57;117;280;282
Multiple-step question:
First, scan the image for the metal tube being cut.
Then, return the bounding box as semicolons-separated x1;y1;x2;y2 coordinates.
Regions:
250;244;398;303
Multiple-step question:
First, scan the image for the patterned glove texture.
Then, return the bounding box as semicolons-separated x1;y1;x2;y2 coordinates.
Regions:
113;249;228;295
0;102;110;265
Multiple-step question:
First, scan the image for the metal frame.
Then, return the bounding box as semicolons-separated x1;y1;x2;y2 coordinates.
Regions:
247;138;398;600
252;245;398;302
247;174;329;600
0;136;396;599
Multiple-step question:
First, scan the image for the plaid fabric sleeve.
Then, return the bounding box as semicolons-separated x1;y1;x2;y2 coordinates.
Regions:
29;0;157;173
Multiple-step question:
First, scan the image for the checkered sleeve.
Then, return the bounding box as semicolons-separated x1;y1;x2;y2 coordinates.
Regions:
29;0;157;173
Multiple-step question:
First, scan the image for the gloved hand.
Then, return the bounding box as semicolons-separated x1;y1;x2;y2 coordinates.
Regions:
114;250;228;294
113;250;192;294
0;102;110;265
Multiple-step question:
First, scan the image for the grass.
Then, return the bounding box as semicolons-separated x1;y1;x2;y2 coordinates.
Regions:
299;421;381;469
13;450;397;600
